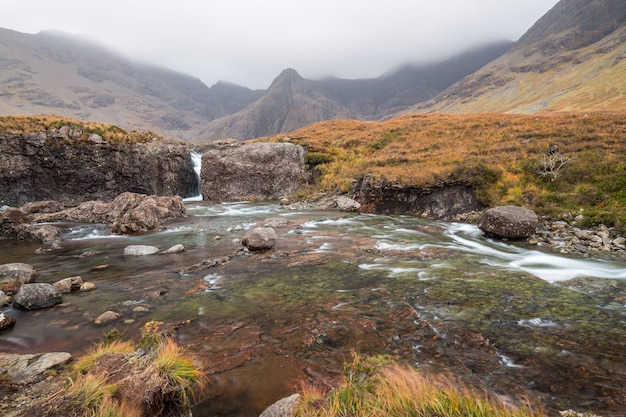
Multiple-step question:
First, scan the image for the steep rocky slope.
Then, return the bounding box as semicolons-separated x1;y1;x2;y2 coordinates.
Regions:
414;0;626;113
0;29;261;140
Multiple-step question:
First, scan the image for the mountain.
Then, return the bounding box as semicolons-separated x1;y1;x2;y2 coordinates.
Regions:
413;0;626;113
0;28;261;140
198;68;355;141
199;43;512;141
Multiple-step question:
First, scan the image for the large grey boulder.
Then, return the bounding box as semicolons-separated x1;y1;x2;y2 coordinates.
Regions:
0;263;37;294
259;393;301;417
12;283;62;310
477;206;538;239
201;142;305;201
242;227;278;251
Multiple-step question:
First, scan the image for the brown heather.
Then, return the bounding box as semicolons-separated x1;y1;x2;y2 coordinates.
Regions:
0;115;161;144
263;112;626;231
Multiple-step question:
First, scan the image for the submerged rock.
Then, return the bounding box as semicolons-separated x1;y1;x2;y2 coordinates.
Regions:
162;243;185;254
242;227;278;251
95;310;120;324
12;283;62;310
477;206;538;239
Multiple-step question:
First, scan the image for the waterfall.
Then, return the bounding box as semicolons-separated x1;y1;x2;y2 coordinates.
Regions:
184;150;203;201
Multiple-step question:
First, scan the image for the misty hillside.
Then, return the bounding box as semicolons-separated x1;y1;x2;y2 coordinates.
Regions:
198;42;512;141
0;27;513;142
0;28;261;140
414;0;626;113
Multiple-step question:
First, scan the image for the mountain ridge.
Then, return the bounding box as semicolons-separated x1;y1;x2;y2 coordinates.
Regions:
413;0;626;114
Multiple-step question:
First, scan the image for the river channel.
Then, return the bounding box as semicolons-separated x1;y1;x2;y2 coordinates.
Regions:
1;201;625;416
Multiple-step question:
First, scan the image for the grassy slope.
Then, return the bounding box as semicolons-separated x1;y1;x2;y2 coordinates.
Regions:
419;26;626;114
264;112;626;231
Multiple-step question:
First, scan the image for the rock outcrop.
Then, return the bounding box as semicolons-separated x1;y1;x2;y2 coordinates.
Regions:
0;128;197;207
31;192;186;234
477;206;539;239
0;352;72;384
352;175;482;220
201;142;305;201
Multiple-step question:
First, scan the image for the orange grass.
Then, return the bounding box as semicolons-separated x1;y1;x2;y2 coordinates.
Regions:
263;112;626;229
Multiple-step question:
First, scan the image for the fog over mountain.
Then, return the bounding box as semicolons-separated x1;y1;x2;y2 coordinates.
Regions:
0;1;559;89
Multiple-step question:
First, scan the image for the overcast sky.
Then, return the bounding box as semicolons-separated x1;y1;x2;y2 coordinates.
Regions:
1;0;560;89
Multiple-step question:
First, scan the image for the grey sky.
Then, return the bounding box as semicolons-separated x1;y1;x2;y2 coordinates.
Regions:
1;0;560;89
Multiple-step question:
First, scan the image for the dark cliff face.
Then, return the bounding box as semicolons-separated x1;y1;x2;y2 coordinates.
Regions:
0;133;197;206
352;175;482;220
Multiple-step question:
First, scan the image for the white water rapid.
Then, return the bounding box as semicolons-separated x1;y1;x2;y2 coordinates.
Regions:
184;150;203;201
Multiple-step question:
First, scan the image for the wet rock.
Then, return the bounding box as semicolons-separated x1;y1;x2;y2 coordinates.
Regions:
0;352;72;384
53;276;84;293
162;243;185;254
0;263;37;294
0;130;196;207
124;245;160;256
477;206;538;239
80;282;97;292
0;311;16;331
12;283;62;310
31;192;186;234
95;310;120;324
259;393;301;417
0;290;10;306
201;142;305;201
242;227;277;251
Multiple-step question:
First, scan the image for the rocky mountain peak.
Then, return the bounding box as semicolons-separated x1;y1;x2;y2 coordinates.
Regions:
516;0;626;53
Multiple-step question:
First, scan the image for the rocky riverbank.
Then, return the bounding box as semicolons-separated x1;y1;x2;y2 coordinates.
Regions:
529;216;626;260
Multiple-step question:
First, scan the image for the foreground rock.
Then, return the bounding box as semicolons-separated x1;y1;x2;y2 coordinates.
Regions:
477;206;538;239
260;393;301;417
0;263;37;294
242;228;278;251
0;128;196;207
12;283;62;310
201;142;305;201
31;192;186;234
0;352;72;384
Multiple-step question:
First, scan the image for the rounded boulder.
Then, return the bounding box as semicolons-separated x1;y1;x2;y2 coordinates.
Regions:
242;227;277;251
477;206;538;239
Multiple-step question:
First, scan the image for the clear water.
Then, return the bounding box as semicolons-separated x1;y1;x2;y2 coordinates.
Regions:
1;201;625;416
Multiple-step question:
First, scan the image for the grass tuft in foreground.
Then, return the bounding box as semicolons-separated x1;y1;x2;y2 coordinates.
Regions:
296;354;543;417
35;321;207;417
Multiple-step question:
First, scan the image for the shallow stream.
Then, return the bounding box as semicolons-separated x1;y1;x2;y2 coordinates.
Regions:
1;201;625;416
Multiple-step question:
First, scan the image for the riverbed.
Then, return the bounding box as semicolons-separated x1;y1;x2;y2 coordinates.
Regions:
1;201;625;416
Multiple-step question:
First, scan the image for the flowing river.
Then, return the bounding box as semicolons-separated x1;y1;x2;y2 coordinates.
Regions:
1;201;625;416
